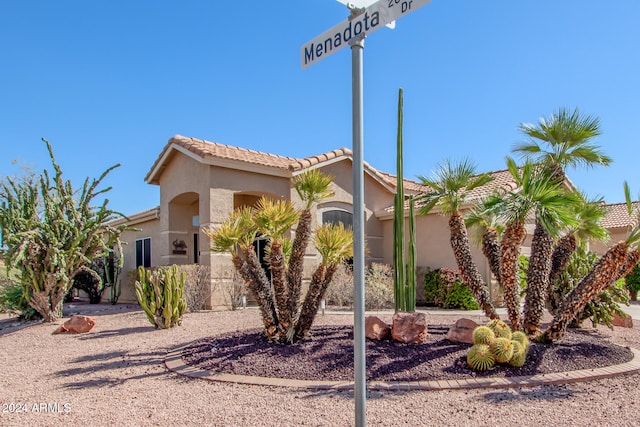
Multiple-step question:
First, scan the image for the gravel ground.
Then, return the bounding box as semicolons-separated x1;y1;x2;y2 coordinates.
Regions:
1;305;640;427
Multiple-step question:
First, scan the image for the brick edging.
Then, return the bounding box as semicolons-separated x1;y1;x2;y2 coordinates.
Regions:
165;345;640;392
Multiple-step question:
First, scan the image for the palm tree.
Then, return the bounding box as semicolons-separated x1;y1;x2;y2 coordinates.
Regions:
542;183;640;342
466;198;504;284
253;197;299;337
295;223;353;340
418;158;498;320
484;159;574;331
513;107;611;183
288;170;334;320
547;196;609;314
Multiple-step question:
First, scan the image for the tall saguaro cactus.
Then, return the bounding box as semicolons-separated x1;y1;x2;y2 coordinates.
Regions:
393;88;416;312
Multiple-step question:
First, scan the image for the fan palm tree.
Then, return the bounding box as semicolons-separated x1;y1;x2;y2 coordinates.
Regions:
295;223;353;340
542;183;640;342
513;107;611;183
418;158;498;320
547;196;609;314
466;197;504;284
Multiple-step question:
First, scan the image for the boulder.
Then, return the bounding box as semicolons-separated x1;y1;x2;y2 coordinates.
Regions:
365;316;391;340
391;312;428;344
611;312;633;328
445;318;479;344
53;315;96;334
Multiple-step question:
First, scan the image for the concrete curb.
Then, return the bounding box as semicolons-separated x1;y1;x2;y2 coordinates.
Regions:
165;344;640;392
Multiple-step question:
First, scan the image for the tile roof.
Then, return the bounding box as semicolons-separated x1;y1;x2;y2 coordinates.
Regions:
146;135;423;192
600;202;640;229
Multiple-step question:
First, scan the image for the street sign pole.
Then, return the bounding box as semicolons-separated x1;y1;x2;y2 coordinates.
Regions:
349;14;367;426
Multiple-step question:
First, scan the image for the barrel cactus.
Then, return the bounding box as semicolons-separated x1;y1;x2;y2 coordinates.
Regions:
511;331;530;352
485;319;512;339
490;337;514;363
509;341;527;367
472;326;495;345
467;344;495;371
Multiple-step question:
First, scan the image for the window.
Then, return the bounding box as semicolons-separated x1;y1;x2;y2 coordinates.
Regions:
322;210;353;228
135;238;151;268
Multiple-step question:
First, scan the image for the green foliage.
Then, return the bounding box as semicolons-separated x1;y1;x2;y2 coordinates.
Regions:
467;344;495;371
548;247;629;328
443;281;480;310
423;268;479;310
0;139;127;321
72;267;103;304
472;326;495;345
625;263;640;296
0;282;40;319
135;265;187;329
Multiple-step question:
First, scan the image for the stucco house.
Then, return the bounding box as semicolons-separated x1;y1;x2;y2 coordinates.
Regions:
112;134;636;309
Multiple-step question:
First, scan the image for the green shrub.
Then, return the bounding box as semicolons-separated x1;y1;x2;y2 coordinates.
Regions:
548;247;629;328
0;283;40;319
423;268;442;306
72;267;103;304
442;280;480;310
625;263;640;300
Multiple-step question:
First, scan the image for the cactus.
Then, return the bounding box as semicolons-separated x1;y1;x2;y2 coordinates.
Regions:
135;265;187;329
509;341;527;367
393;87;417;312
490;337;514;363
485;319;512;339
511;331;530;352
472;326;496;345
467;344;495;371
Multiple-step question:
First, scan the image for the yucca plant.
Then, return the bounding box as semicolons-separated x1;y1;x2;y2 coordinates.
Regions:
135;265;187;329
206;172;352;343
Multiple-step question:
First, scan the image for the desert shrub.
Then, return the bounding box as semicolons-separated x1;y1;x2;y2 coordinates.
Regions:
365;263;394;310
625;263;640;301
548;247;629;328
325;263;394;310
71;267;103;304
443;280;480;310
324;263;354;307
423;268;479;310
177;264;210;312
0;283;40;319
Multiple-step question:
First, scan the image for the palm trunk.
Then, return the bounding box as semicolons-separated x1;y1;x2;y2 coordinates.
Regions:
482;227;501;283
239;246;279;339
546;234;577;315
294;264;327;341
523;222;554;334
542;243;628;342
500;222;527;331
448;212;498;319
286;209;311;320
269;240;290;339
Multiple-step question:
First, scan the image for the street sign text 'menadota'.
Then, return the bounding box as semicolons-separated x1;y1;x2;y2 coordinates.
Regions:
301;0;431;69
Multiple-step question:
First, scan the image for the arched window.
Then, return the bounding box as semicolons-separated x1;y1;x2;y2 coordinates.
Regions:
322;210;353;228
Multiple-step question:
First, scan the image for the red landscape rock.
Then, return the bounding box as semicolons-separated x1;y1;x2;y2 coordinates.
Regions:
53;315;96;334
445;318;479;344
365;316;391;340
391;312;428;344
611;312;633;328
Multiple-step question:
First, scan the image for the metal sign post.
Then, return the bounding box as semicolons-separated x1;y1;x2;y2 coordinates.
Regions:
301;1;431;425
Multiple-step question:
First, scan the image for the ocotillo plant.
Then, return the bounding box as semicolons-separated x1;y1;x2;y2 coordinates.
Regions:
393;88;416;312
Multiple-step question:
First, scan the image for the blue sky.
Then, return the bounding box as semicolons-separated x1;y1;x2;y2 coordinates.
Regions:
2;1;639;216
